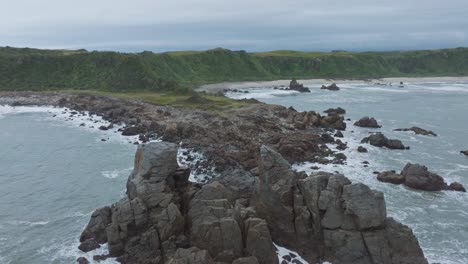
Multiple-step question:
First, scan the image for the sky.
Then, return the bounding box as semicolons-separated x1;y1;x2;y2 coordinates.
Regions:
1;0;467;52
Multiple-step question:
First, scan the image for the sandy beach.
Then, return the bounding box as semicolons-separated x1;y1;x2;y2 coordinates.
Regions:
197;76;468;92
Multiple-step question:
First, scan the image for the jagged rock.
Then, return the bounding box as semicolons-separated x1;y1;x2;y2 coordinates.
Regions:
244;218;278;264
321;83;340;91
361;133;408;150
342;183;386;230
76;257;90;264
394;127;437;136
321;113;346;131
357;146;368;153
377;171;405;184
324;107;346;115
233;256;260;264
449;182;466;192
79;206;112;244
401;163;447;191
189;182;243;262
354;117;381;128
253;145;297;245
289;79;311;92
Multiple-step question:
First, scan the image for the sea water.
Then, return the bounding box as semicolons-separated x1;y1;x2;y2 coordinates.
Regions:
0;106;136;263
227;81;468;264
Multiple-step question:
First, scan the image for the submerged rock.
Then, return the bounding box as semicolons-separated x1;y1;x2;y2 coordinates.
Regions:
354;116;381;128
361;133;408;150
461;150;468;156
357;146;368;153
394;127;437;136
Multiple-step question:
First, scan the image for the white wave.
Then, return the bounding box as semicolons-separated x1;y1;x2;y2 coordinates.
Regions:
226;89;300;99
9;220;49;226
39;239;118;264
101;168;133;179
177;146;218;183
274;243;313;264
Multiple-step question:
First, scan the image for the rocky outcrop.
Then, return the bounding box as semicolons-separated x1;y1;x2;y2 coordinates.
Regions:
376;163;466;192
79;141;428;264
357;146;368;153
324;107;346;115
288;79;311;92
394;127;437;136
361;133;409;150
354;116;381;128
321;83;340;91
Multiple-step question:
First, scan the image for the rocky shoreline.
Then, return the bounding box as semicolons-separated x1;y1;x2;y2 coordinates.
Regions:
1;91;458;263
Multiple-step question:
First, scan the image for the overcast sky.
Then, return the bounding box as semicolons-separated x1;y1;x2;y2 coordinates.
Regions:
1;0;467;52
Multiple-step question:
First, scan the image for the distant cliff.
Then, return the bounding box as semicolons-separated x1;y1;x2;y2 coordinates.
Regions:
1;46;467;91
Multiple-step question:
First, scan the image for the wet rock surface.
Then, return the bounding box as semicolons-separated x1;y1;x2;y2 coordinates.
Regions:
76;142;428;264
394;127;437;136
377;163;466;192
361;133;409;150
461;150;468;156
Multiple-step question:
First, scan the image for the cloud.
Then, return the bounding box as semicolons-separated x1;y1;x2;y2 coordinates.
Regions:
0;0;467;51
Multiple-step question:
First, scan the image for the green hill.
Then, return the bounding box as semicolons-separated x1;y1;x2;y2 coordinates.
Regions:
1;46;468;91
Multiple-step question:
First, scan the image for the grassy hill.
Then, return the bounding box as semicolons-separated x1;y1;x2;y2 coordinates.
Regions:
1;46;468;92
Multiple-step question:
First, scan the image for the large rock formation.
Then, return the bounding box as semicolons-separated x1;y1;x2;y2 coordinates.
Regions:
361;133;409;150
79;142;428;264
376;163;466;192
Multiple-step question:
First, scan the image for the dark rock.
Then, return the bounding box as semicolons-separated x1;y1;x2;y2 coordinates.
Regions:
78;239;101;252
334;131;344;138
80;206;111;244
233;256;260;264
321;83;340;91
92;254;109;261
283;255;292;261
401;163;447;191
448;182;466;192
377;171;405;184
361;133;408;150
76;257;90;264
357;146;368;153
121;126;146;136
394;127;437;136
461;150;468;156
244;218;278;264
354;116;381;128
321;113;346;131
324;107;346;115
289;79;311;93
98;124;113;131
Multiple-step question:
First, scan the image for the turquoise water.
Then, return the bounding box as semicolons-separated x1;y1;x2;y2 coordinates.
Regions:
228;81;468;264
0;107;135;263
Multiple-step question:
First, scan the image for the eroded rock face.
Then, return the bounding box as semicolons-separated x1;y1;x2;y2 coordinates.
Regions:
354;117;381;128
80;142;428;264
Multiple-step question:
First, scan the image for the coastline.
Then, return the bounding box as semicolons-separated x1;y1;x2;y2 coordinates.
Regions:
197;76;468;92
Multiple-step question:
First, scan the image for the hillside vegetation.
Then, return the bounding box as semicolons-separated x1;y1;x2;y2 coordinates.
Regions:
1;46;468;91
